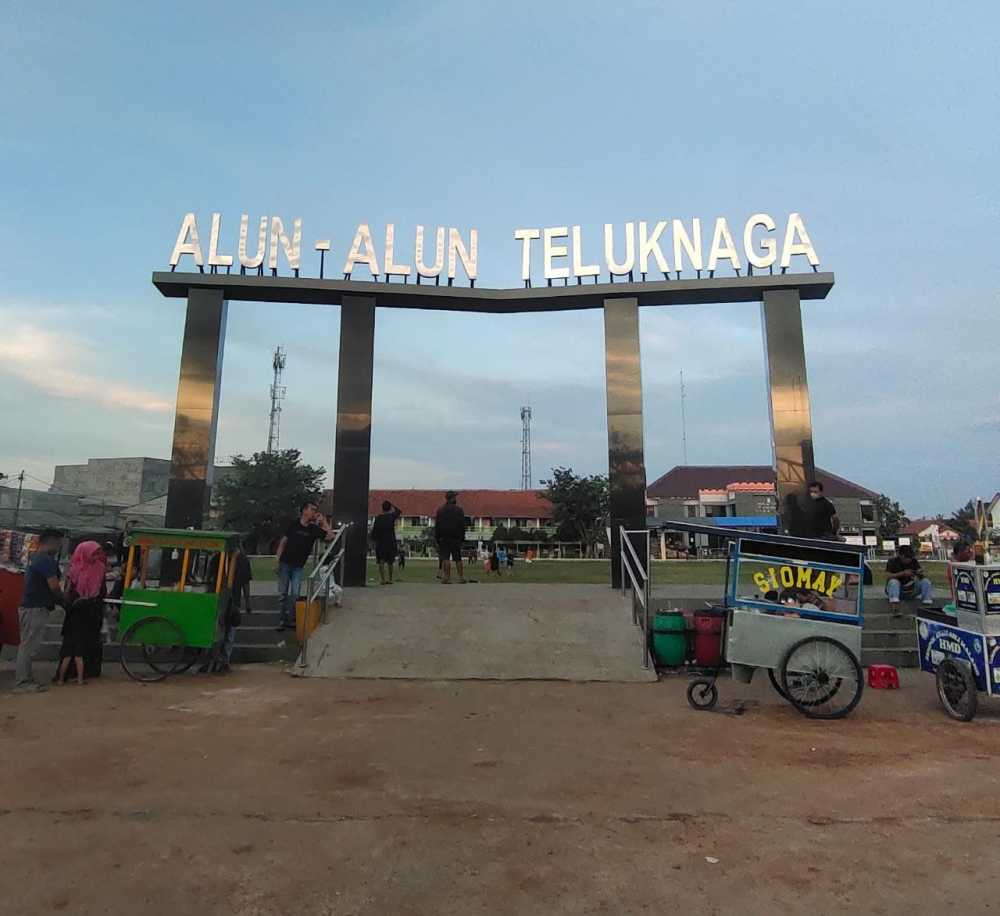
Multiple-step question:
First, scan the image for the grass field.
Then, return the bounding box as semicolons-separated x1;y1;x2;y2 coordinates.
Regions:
250;556;947;589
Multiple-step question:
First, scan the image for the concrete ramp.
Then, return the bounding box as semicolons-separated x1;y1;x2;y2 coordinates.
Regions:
294;583;656;682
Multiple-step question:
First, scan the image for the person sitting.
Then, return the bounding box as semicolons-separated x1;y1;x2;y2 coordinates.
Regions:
885;544;932;615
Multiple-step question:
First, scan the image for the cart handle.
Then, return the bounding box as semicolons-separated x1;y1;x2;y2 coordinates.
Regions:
104;598;159;608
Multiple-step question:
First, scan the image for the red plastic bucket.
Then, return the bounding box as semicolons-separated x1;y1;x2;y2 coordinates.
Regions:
693;611;723;667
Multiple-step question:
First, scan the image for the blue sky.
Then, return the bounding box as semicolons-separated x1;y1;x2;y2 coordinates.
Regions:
1;0;997;515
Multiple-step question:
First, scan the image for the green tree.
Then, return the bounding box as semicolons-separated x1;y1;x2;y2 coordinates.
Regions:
950;500;977;540
214;449;326;552
540;467;609;557
875;494;909;540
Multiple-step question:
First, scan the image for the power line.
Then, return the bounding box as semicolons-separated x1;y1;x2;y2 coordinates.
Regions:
0;470;25;527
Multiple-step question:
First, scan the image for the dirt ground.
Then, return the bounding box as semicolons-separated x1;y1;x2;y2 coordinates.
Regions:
2;664;1000;915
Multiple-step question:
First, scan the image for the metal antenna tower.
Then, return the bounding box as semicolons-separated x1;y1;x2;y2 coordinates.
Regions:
679;370;689;465
267;346;287;453
520;406;532;489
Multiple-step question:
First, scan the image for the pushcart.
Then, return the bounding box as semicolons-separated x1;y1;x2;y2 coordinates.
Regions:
916;562;1000;721
117;527;244;682
657;521;867;719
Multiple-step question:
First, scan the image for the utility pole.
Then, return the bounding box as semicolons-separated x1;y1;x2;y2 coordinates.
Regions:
5;470;25;529
267;347;287;454
679;370;689;465
520;406;532;490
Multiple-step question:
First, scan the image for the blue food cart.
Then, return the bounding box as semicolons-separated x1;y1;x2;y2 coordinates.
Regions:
916;562;1000;720
658;521;868;719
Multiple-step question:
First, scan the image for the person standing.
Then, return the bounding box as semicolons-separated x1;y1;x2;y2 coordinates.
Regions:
805;481;840;539
13;529;65;694
494;544;507;577
55;541;107;686
489;543;502;577
274;501;334;630
434;491;468;584
370;500;402;585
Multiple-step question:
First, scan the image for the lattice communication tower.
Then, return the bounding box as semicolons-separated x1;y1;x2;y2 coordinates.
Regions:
521;406;532;490
267;346;287;453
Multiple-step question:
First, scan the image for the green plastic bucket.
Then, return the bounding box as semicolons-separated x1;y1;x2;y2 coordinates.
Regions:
652;612;687;667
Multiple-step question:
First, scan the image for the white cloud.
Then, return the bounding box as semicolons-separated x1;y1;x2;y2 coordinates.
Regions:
0;322;172;413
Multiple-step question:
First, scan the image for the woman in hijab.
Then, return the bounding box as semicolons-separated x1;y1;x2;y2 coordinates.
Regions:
55;541;108;685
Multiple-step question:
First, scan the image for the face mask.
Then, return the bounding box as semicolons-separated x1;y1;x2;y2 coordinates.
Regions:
810;492;821;500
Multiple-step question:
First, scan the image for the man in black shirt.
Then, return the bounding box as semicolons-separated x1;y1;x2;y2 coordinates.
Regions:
274;501;334;629
806;481;840;540
434;491;468;584
370;500;402;585
885;544;933;614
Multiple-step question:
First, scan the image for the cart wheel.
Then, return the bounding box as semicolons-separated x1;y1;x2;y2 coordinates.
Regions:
780;636;863;720
687;678;718;711
768;667;789;700
936;659;978;721
120;616;188;683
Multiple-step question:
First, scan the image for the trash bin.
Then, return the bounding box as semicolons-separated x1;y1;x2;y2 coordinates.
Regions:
652;612;687;667
693;608;725;668
295;598;322;643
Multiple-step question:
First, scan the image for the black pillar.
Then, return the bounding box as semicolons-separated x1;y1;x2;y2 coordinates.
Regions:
332;295;376;587
604;296;648;588
164;287;228;530
761;288;816;536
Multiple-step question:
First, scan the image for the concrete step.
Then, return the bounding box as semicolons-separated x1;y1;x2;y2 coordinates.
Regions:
862;629;918;650
862;647;919;668
863;617;917;633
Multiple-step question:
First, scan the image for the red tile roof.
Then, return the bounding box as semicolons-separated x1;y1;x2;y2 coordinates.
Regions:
647;465;878;500
323;489;554;520
903;518;961;539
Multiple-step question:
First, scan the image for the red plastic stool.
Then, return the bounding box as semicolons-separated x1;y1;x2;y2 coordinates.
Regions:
867;664;900;689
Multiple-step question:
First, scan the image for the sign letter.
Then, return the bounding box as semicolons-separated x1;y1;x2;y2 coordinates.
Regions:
780;213;820;269
543;226;570;280
415;225;444;278
571;226;600;278
448;227;478;281
707;217;741;271
514;228;540;281
384;224;411;277
239;214;267;269
169;213;203;267
604;222;635;275
207;213;234;268
342;224;381;277
743;213;777;269
672;218;702;273
268;216;302;271
638;220;670;275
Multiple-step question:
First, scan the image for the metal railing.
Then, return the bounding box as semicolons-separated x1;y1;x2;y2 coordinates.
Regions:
292;523;352;670
619;526;652;669
306;522;351;612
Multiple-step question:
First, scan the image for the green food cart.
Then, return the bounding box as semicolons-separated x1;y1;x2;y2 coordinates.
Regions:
117;527;244;682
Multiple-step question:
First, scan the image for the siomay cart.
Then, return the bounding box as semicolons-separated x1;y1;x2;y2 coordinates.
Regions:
916;562;1000;721
657;521;867;719
117;527;244;682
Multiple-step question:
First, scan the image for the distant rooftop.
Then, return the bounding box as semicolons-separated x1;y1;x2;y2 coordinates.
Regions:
647;465;878;500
